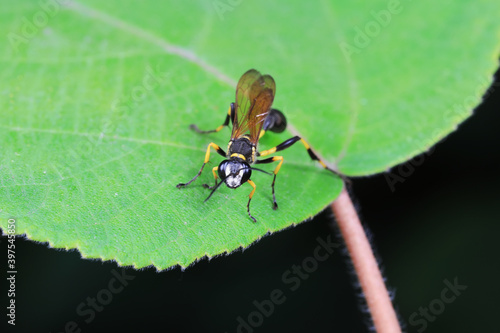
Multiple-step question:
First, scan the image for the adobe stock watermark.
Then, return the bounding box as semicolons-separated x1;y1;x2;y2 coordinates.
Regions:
5;218;18;326
228;234;340;333
384;75;499;192
409;277;467;332
7;0;74;52
212;0;244;20
339;0;407;63
50;268;135;333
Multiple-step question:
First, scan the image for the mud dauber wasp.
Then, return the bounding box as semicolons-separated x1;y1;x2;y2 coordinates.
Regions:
177;69;341;222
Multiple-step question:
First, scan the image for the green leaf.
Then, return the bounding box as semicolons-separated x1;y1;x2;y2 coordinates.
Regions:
1;0;499;269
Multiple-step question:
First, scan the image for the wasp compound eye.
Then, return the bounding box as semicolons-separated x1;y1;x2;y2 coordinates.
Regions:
218;160;229;181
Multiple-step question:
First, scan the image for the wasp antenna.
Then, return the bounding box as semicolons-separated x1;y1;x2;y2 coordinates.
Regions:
204;180;225;203
250;167;273;176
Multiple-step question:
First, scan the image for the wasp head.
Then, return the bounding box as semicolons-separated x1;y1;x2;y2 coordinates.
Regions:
218;159;251;188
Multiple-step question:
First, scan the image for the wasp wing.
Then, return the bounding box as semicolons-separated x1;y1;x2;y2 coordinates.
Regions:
231;69;276;145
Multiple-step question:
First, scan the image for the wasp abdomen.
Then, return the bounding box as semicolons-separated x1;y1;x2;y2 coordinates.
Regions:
263;108;287;133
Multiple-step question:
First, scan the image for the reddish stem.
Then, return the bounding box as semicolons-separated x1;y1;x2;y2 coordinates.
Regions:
331;187;401;333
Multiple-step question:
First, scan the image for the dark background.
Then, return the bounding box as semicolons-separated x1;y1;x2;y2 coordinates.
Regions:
2;69;499;333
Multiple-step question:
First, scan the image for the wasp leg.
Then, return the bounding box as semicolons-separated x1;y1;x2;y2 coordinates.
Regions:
255;156;283;210
190;103;235;134
202;166;219;189
259;136;344;178
176;143;226;188
258;129;266;140
247;179;257;223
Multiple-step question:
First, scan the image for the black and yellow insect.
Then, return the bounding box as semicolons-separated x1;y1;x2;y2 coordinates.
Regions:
177;69;340;222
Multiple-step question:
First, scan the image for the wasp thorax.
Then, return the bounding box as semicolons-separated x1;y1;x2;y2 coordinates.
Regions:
218;159;251;188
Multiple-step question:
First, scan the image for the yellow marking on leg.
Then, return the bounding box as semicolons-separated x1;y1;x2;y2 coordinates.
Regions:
259;146;277;157
272;156;284;175
259;129;266;139
300;138;329;169
247;179;256;198
211;166;218;181
247;180;257;222
204;142;222;163
300;138;311;150
213;106;232;132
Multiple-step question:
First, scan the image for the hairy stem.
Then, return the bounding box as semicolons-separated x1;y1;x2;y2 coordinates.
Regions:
331;187;401;333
